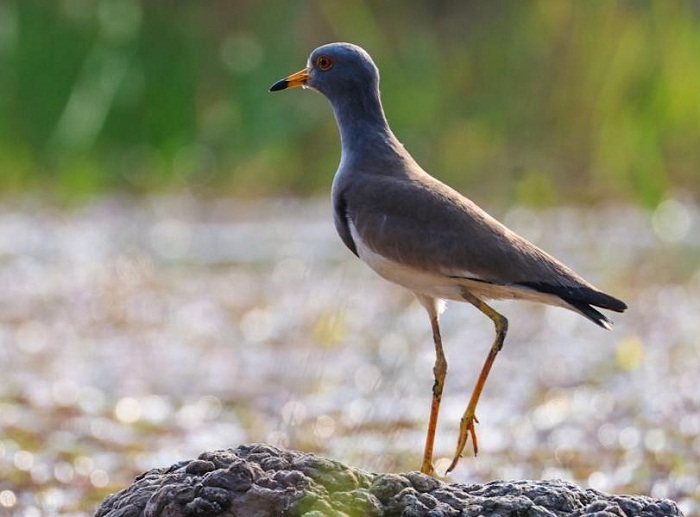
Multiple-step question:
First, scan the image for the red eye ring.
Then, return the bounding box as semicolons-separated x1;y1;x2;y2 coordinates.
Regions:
315;55;333;71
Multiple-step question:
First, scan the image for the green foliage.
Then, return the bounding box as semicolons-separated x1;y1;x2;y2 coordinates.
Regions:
1;0;699;205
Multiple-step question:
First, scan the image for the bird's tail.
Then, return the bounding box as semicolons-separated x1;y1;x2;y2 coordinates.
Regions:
519;282;627;330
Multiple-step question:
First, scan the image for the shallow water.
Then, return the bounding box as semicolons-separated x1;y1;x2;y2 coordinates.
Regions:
0;195;698;516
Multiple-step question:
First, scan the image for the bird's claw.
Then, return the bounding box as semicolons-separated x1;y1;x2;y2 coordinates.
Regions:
446;413;479;473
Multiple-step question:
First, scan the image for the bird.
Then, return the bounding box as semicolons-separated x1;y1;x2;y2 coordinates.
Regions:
269;42;627;476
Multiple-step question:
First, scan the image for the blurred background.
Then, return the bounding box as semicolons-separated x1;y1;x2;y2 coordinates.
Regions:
0;1;699;515
2;0;700;204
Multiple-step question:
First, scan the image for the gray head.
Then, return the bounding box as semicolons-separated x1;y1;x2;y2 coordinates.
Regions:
270;43;405;154
270;42;379;97
270;42;389;141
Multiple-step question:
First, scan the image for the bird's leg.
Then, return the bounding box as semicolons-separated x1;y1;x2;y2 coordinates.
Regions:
421;312;447;476
447;290;508;473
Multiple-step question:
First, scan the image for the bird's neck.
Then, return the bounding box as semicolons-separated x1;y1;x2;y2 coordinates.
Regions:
329;89;400;157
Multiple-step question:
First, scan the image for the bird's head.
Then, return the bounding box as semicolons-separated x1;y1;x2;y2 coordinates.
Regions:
270;42;380;100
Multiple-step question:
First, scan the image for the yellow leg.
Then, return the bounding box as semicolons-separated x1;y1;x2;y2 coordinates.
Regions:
446;290;508;474
420;313;447;475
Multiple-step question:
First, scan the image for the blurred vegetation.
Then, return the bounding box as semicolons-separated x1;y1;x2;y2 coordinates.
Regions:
1;0;699;206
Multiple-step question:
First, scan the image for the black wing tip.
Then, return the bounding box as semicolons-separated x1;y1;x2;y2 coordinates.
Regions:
567;300;614;330
585;292;627;313
518;281;627;327
520;282;626;309
606;297;628;313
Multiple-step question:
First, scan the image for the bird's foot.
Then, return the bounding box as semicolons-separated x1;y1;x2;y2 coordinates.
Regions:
446;412;479;473
420;459;436;477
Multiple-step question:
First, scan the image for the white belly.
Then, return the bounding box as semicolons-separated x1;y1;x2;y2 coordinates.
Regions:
348;221;467;301
361;246;462;300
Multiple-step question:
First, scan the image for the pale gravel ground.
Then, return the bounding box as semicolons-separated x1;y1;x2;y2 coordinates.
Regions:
0;195;697;516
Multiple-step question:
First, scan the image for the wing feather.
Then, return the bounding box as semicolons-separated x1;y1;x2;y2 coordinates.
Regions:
339;168;626;318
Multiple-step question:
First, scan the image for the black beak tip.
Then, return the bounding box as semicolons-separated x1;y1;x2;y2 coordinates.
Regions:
269;79;288;92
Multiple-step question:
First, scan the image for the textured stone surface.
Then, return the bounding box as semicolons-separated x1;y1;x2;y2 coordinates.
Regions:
96;443;683;517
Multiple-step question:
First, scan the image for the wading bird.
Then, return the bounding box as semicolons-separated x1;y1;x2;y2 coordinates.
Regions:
270;42;626;475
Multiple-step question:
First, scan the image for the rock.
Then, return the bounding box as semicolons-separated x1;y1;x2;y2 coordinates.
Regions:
96;443;683;517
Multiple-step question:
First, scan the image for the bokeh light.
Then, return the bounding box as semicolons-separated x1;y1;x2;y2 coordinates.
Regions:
0;1;698;514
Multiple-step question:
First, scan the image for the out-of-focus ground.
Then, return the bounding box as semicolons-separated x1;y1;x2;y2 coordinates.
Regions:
0;195;697;516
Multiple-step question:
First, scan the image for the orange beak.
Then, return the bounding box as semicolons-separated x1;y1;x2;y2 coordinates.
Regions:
269;67;310;92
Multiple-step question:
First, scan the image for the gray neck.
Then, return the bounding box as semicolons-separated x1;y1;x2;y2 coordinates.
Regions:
328;87;401;159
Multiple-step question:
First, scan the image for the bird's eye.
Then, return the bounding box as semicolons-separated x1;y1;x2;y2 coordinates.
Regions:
315;55;333;71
